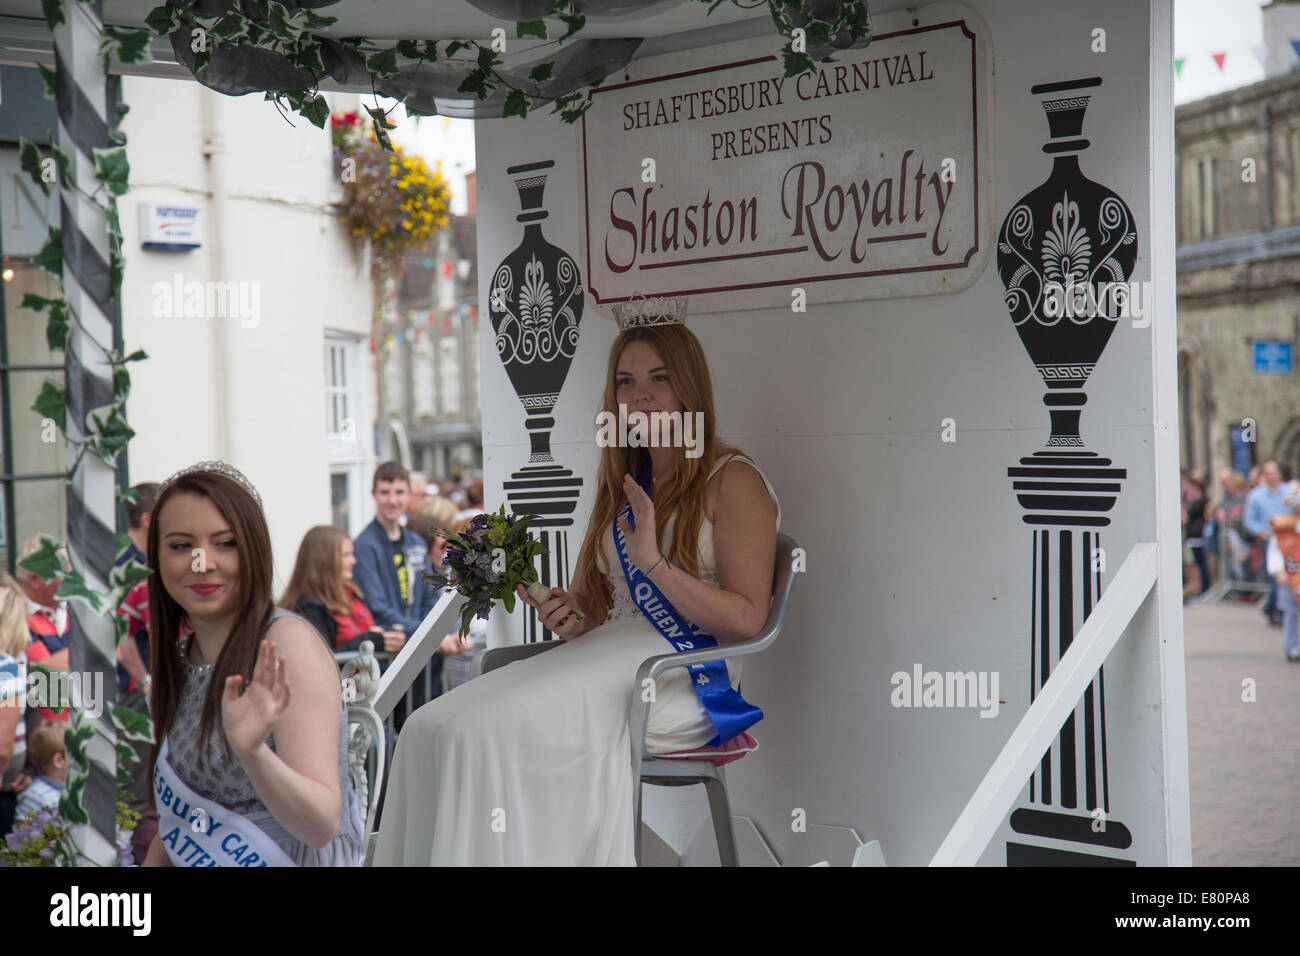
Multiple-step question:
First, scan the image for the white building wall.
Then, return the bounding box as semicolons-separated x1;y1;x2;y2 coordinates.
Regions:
119;76;374;591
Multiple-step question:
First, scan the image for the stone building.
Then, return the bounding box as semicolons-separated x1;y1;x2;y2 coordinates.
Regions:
1175;0;1300;479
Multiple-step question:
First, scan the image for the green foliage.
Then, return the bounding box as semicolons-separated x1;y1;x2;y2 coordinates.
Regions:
33;228;62;278
17;535;63;584
30;380;66;433
55;568;105;614
517;20;548;40
110;705;155;744
101;26;153;68
93;145;130;196
41;0;64;31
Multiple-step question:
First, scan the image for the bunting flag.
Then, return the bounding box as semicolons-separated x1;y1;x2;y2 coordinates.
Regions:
1292;40;1300;61
1211;52;1226;71
53;0;121;866
1175;57;1185;76
1251;44;1268;68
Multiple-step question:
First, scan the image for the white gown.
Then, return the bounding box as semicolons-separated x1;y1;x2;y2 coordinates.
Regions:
371;454;781;866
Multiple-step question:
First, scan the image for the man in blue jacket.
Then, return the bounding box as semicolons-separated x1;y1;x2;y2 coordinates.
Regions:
353;461;442;722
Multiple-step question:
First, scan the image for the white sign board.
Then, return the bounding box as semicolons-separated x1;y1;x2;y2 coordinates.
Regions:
139;201;202;250
580;3;993;310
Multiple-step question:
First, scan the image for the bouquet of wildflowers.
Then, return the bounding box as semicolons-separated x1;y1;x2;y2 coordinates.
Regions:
0;794;141;867
424;507;584;639
0;808;62;866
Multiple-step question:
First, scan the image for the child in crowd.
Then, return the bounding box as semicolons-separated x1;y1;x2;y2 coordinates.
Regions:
15;722;67;818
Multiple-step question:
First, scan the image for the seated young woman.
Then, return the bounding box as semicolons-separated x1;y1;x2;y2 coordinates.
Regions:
372;313;780;866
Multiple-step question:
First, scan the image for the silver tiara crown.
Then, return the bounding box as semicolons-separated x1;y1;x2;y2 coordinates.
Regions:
161;460;263;510
610;294;688;330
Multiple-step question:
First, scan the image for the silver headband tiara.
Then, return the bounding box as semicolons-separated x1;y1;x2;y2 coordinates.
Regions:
610;294;688;330
160;460;263;510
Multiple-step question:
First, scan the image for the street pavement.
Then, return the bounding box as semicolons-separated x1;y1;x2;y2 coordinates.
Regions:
1184;596;1300;866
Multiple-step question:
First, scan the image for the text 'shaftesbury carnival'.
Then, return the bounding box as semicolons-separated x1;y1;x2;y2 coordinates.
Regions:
580;5;993;308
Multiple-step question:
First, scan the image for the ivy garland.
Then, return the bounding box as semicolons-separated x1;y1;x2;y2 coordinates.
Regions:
103;0;872;148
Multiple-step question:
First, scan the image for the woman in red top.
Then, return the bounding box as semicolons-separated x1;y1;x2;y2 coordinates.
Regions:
280;527;404;655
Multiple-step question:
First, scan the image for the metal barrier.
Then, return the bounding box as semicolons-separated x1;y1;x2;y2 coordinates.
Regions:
1198;524;1269;604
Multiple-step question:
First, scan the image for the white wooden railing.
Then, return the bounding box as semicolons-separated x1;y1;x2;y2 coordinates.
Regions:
369;588;468;723
929;542;1159;866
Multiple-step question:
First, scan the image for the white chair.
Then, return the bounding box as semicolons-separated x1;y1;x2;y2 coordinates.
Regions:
477;532;799;866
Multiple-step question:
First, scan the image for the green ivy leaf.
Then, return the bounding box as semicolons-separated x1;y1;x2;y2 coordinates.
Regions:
19;138;51;198
299;94;330;129
502;588;516;613
558;11;586;41
113;560;152;592
93;146;131;197
114;609;130;645
109;248;125;301
265;1;297;41
117;485;141;504
503;88;531;119
517;20;548;39
63;772;91;825
29;380;66;434
104;201;122;240
45;299;69;352
50;142;74;190
528;61;555;84
101;26;153;66
41;0;64;30
445;40;469;58
366;47;400;78
782;47;817;78
38;63;56;100
457;68;492;100
365;105;396;151
476;45;499;72
88;409;135;465
34;227;62;278
288;42;325;73
300;8;339;31
110;705;155;744
144;4;179;36
56;569;105;613
113;362;131;400
65;721;94;769
209;13;246;42
115;531;134;560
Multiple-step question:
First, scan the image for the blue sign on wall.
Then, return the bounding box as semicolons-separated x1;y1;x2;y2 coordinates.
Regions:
1254;341;1292;375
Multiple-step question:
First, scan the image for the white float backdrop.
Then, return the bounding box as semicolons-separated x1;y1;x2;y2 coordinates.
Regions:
475;0;1187;866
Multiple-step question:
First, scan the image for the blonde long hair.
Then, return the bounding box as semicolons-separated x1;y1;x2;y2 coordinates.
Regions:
573;324;743;619
0;572;27;658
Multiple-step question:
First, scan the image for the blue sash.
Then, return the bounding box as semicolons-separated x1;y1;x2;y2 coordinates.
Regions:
614;458;762;746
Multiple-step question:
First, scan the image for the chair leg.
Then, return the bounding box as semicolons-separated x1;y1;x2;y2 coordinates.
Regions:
633;776;644;866
702;774;738;867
